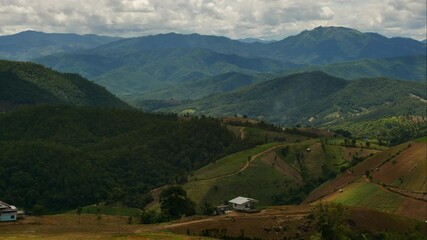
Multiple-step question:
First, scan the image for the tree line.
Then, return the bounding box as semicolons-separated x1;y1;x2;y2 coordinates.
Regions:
0;105;250;212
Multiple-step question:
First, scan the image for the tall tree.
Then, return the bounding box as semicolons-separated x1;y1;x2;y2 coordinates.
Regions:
310;202;352;240
159;186;196;219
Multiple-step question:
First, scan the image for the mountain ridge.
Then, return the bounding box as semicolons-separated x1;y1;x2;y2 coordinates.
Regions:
164;71;427;126
0;31;121;61
32;26;425;95
0;60;128;111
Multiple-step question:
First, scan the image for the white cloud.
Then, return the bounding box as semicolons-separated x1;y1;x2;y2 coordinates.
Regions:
0;0;425;40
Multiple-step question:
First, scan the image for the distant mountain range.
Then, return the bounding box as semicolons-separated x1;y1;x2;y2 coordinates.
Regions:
1;26;425;129
0;30;121;61
164;71;426;126
124;55;426;103
285;55;426;82
237;38;275;44
0;60;128;111
29;26;425;97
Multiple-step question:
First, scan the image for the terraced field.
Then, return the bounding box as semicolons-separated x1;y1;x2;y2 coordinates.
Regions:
305;139;427;221
373;142;426;192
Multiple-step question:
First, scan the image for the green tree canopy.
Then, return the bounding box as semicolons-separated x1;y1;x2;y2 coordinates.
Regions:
159;186;195;219
311;202;352;240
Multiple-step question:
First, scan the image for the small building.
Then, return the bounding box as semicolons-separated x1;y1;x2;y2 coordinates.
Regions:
228;196;258;212
216;204;230;215
0;201;18;222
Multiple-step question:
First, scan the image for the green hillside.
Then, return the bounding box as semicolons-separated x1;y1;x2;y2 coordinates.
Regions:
0;60;128;111
0;106;248;212
165;71;426;142
124;72;276;110
176;132;381;212
306;139;427;221
167;71;347;122
286;55;427;82
329;116;427;144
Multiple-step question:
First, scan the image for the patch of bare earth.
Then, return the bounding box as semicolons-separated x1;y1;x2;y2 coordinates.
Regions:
165;206;426;239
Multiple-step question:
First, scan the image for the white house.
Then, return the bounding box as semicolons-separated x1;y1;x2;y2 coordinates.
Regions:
228;196;258;212
0;201;17;222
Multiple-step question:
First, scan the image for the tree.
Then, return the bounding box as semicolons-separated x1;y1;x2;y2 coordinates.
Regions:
310;202;352;240
77;206;82;224
32;203;45;216
159;186;196;219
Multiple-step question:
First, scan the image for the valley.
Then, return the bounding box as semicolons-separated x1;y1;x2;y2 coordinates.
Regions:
0;22;426;240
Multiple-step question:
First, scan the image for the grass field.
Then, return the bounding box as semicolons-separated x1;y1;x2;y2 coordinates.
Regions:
198;156;295;208
276;142;379;179
85;205;141;217
326;181;405;213
190;142;280;180
184;142;293;210
0;214;214;240
415;136;427;142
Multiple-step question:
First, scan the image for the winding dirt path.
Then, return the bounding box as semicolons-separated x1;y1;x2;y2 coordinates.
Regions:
363;175;427;202
193;145;283;182
239;127;245;140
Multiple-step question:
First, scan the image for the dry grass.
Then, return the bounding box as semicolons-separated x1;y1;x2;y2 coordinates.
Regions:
0;214;212;240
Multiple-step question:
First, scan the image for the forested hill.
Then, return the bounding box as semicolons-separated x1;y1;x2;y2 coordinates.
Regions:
0;106;248;212
33;26;425;96
168;71;427;126
0;60;128;111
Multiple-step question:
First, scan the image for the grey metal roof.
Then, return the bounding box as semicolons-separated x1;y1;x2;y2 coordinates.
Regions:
228;196;258;205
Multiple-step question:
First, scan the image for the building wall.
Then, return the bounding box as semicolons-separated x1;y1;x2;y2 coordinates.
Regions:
232;203;249;211
0;211;17;222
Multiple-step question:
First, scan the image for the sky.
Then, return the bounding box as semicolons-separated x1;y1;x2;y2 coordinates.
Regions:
0;0;426;40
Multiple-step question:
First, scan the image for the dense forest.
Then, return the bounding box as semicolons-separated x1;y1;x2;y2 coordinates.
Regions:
0;60;128;111
0;106;250;212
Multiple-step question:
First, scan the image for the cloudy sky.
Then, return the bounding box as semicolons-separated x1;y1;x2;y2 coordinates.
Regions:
0;0;425;40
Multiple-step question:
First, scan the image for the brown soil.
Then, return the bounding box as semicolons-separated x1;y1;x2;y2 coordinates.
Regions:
395;197;427;220
1;206;425;240
165;205;426;240
351;143;408;174
373;142;426;192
